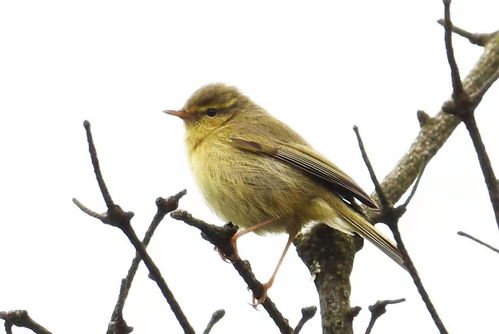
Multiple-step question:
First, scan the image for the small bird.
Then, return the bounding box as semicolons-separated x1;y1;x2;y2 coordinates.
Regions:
165;83;404;301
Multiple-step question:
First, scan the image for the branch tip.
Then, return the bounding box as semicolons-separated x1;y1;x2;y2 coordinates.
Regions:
203;309;226;334
293;306;317;334
417;110;431;127
365;298;406;334
457;231;499;254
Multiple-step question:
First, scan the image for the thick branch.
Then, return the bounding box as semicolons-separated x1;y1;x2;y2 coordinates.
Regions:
294;225;362;334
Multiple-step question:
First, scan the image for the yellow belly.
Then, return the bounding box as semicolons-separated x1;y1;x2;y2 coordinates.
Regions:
189;139;319;235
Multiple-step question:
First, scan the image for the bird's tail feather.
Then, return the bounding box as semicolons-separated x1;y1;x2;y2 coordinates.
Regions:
340;211;406;270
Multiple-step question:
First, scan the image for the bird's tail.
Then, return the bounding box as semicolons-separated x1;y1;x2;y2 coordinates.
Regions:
323;195;406;270
340;211;406;270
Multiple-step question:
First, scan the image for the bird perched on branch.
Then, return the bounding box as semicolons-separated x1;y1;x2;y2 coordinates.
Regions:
165;83;405;302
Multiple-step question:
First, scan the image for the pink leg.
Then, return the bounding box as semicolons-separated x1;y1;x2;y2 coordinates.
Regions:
254;231;298;305
229;217;278;260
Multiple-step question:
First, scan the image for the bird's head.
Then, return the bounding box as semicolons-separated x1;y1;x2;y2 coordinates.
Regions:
164;83;251;151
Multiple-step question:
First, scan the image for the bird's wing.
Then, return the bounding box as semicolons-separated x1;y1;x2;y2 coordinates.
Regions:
230;137;378;209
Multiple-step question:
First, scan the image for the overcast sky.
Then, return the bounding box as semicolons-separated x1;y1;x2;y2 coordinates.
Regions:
1;1;498;333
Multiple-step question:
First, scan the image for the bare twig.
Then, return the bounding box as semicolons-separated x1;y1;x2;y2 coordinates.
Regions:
457;231;499;254
443;0;464;97
293;306;317;334
202;309;225;334
170;209;294;334
75;121;195;334
364;299;406;334
437;19;495;47
354;126;448;334
401;163;427;209
0;310;51;334
83;120;114;207
460;115;499;228
440;1;499;228
353;125;390;209
107;190;187;334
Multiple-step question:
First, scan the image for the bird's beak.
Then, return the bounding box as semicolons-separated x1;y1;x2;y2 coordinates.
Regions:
163;109;191;120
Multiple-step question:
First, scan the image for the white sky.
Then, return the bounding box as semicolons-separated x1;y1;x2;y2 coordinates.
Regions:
1;1;498;333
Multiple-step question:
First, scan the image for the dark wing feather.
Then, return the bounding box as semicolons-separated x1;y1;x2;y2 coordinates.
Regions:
230;137;378;209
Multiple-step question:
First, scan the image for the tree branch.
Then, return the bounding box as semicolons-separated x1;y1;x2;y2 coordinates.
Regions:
436;19;496;47
293;10;497;332
202;309;225;334
83;120;114;207
457;231;499;254
369;23;499;214
364;298;406;334
442;0;464;97
107;190;187;334
0;310;51;334
170;209;295;334
439;1;499;228
294;225;362;334
355;126;448;334
293;306;317;334
75;121;195;334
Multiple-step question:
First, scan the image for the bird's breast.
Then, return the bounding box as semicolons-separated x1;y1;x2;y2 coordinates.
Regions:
188;138;319;234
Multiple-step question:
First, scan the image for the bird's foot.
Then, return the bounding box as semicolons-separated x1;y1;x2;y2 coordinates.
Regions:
251;282;271;308
215;235;241;263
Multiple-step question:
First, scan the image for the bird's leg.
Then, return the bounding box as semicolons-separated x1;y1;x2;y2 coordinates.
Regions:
253;231;297;305
227;217;278;261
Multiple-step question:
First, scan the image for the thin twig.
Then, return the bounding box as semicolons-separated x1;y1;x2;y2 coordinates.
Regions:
76;121;195;334
364;298;406;334
457;231;499;254
436;19;493;46
170;209;294;334
355;127;448;334
83;120;114;207
443;0;464;97
462;115;499;227
203;309;226;334
73;198;105;220
353;125;390;209
401;162;427;209
293;306;317;334
0;310;52;334
107;190;187;334
388;221;448;334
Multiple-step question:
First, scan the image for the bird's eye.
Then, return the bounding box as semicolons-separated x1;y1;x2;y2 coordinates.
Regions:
206;108;218;117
